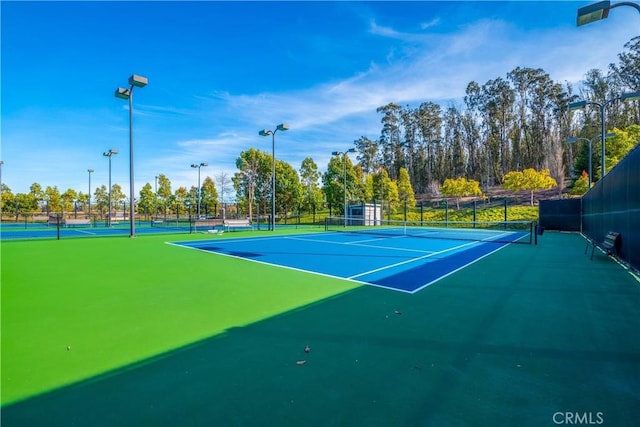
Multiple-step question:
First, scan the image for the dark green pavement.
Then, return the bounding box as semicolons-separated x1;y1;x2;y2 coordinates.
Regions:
2;231;639;426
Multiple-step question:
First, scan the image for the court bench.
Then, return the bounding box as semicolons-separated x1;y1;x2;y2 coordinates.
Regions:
223;218;252;231
194;219;224;229
585;231;620;260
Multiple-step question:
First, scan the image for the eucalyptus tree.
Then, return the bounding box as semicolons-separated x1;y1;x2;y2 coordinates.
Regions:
442;106;466;180
414;101;443;189
609;36;640;124
353;136;378;175
610;36;640;91
484;77;516;181
460;109;485;185
507;67;546;171
376;102;403;180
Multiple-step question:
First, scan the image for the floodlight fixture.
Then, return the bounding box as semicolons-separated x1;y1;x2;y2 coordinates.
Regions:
577;1;640;26
568;100;588;110
620;91;640;102
115;88;131;100
129;74;148;88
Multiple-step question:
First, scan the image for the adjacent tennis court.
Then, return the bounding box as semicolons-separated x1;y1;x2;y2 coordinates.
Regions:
172;220;534;293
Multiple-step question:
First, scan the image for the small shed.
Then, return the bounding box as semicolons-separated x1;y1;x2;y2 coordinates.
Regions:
346;203;382;226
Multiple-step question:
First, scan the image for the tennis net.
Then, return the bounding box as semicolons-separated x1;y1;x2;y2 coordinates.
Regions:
324;217;537;244
150;219;192;231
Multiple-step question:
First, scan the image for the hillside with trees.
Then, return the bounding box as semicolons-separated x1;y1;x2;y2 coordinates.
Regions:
1;37;638;223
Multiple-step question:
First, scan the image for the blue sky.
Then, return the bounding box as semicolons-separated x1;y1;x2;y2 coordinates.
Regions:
1;1;638;200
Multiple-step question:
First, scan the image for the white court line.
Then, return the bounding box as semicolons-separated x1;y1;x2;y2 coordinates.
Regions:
73;229;97;235
166;240;379;288
284;235;434;255
348;240;480;279
409;242;511;294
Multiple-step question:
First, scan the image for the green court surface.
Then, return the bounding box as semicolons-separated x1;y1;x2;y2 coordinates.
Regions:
1;231;639;426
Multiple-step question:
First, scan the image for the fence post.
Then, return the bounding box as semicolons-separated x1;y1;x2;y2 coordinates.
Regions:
473;200;477;227
504;198;508;228
445;199;449;227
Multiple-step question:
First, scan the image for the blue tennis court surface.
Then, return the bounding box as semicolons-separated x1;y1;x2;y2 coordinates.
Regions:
172;229;524;293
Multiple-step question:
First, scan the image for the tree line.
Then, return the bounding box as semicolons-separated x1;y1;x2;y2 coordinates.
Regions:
1;37;638;221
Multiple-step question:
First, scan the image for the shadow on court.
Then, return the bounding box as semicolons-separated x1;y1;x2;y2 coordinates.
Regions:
3;232;639;426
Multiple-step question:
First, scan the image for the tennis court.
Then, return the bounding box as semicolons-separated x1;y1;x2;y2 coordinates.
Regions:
172;221;534;293
0;220;209;240
2;228;639;426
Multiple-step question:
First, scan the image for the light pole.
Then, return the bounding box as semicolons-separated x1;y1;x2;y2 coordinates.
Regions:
88;168;94;221
577;1;640;26
568;91;639;178
259;124;289;231
332;148;356;226
154;175;158;219
103;149;118;227
566;133;616;187
115;74;148;238
191;162;208;218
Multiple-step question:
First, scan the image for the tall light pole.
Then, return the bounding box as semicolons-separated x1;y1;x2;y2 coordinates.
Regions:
115;74;147;238
259;124;289;231
566;133;616;187
568;91;639;179
577;1;640;26
154;175;158;219
332;148;356;226
103;149;118;227
88;168;94;221
190;162;208;218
